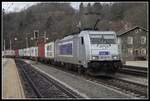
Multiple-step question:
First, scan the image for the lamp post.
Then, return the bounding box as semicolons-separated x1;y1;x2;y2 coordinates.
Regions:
46;38;48;42
10;37;18;50
10;40;12;50
26;33;30;48
14;37;17;49
43;31;49;43
31;37;34;40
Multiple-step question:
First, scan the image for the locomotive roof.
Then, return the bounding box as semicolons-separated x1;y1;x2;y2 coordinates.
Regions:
82;30;116;34
61;35;74;41
60;30;116;41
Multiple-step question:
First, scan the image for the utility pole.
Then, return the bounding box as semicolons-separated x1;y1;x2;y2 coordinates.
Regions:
35;38;38;64
26;33;29;48
44;31;46;43
4;40;5;51
10;40;12;50
2;8;5;58
3;9;5;53
4;40;5;58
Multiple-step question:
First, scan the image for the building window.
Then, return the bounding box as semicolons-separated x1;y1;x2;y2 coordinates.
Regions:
127;37;133;44
141;48;146;55
139;29;142;32
135;29;139;33
141;36;146;44
47;45;52;51
128;48;133;55
134;49;139;55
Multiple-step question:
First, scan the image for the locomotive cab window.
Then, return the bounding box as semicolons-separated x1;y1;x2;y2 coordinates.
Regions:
90;34;116;44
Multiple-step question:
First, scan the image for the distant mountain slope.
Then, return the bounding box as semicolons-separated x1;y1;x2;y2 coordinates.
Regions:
3;2;148;49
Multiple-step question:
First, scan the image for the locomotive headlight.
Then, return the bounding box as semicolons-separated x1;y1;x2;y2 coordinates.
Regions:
113;56;117;59
92;56;99;60
112;55;119;60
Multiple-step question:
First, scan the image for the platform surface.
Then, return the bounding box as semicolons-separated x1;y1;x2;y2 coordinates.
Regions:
2;58;25;99
125;61;148;68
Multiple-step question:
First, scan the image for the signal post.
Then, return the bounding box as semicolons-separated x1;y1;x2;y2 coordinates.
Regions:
34;30;39;64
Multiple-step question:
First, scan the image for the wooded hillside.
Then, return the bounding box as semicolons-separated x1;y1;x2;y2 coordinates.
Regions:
3;2;148;49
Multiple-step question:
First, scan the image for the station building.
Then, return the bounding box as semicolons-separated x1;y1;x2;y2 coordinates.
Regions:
117;26;148;62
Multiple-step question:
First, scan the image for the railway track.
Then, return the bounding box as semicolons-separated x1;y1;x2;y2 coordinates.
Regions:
36;60;148;98
89;76;148;98
15;59;82;98
41;61;148;98
17;59;148;98
119;65;148;77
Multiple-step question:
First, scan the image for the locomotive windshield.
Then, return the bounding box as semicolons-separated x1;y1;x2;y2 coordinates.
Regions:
90;34;116;44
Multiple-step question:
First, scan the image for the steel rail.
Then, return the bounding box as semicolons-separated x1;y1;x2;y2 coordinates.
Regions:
106;75;148;97
119;67;147;77
35;69;83;98
17;59;148;98
16;61;43;98
16;59;82;98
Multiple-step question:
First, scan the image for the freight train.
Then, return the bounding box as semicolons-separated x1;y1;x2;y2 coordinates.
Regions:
3;30;122;76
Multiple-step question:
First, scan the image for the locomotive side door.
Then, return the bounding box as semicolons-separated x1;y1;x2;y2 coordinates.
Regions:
78;36;86;67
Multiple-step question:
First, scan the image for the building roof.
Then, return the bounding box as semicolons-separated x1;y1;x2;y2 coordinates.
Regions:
117;26;148;37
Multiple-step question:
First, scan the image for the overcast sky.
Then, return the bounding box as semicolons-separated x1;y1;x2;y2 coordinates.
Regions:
2;2;147;13
2;2;111;13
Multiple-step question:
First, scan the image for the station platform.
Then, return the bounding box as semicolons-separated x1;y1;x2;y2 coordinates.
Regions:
124;61;148;68
2;58;25;99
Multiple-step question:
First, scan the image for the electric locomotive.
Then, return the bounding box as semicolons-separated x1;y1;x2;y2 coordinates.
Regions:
55;30;122;76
